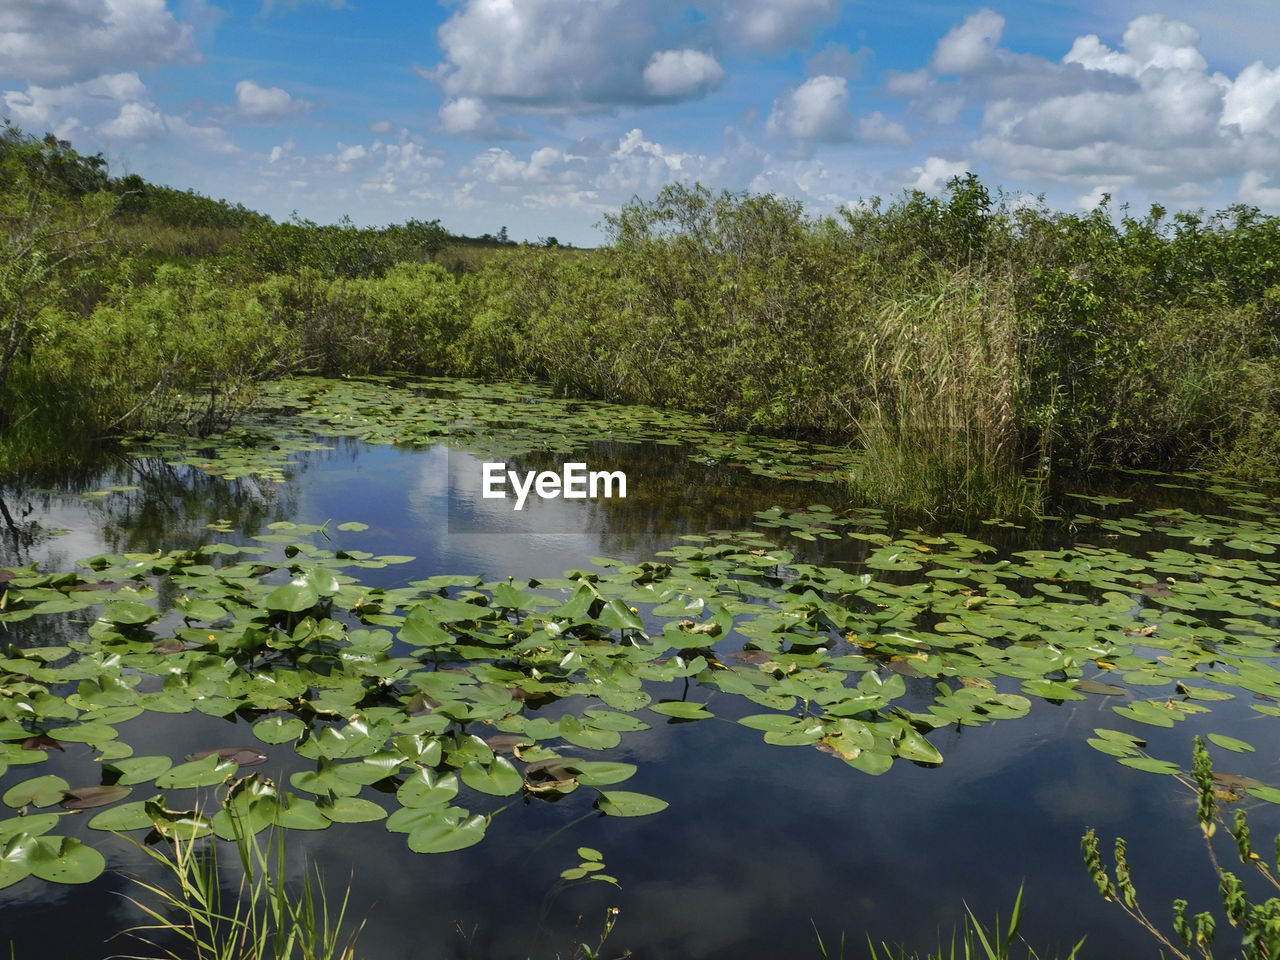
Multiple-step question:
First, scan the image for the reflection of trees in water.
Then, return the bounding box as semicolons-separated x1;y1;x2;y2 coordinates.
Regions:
0;454;298;569
0;491;44;564
94;456;295;556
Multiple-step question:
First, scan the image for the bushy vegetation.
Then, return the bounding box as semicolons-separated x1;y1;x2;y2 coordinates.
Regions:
4;125;1280;511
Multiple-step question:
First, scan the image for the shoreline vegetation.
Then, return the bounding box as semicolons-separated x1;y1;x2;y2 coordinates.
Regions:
3;122;1280;514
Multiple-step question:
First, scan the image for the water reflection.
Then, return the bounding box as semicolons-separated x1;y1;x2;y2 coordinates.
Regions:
1;438;1277;959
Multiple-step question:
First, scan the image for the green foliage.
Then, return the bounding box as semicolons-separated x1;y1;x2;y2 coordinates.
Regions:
6;126;1280;505
836;884;1084;960
1083;736;1280;959
225;215;448;280
119;809;362;960
111;174;268;230
0;122;116;401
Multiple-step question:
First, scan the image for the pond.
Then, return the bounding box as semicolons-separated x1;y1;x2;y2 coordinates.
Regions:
3;377;1280;959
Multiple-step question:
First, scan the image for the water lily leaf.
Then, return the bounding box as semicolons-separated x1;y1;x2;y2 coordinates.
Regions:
558;716;621;750
564;761;637;786
596;790;668;817
396;769;459;810
1113;701;1180;728
29;835;105;884
460;756;523;796
156;755;238;789
88;800;154;831
186;746;268;767
272;793;331;831
648;701;713;720
1117;757;1182;775
0;814;60;841
102;601;157;626
1247;785;1280;805
398;606;454;647
894;727;944;764
254;716;306;745
144;799;215;840
3;775;70;809
337;522;369;532
317;795;386;823
1075;680;1127;697
1207;733;1255;753
61;785;131;810
0;834;39;889
406;809;487;853
846;751;894;775
1087;738;1138;758
264;582;320;613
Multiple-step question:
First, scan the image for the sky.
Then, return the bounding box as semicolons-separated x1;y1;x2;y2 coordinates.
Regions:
2;0;1279;246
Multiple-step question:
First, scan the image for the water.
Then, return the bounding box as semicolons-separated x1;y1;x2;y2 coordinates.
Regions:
2;419;1278;959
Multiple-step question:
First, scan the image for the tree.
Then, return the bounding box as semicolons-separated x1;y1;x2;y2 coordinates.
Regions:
0;123;115;397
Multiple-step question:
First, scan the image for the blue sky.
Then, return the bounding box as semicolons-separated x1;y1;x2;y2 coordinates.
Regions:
3;0;1279;245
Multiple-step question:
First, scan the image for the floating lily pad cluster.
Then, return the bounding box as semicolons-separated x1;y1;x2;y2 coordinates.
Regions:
128;377;854;484
3;475;1280;889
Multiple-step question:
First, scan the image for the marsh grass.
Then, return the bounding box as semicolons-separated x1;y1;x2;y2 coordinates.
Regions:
816;887;1085;960
116;814;362;960
847;271;1044;517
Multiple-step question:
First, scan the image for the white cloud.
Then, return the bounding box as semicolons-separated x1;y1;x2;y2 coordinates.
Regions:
767;75;852;141
164;113;237;153
807;43;873;80
933;8;1005;75
1064;15;1207;77
235;79;309;120
268;136;296;163
859;111;910;146
438;96;523;138
884;9;1280;210
643;49;725;98
909;156;968;192
98;100;165;139
0;0;198;85
433;0;669;109
429;0;837;118
2;70;234;152
1240;171;1280;207
1222;61;1280;136
1076;184;1116;210
334;142;369;174
719;0;836;50
884;68;934;96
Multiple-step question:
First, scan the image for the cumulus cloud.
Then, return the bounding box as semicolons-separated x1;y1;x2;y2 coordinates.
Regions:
433;0;668;109
438;97;500;136
883;9;1280;208
767;78;910;146
1222;61;1280;135
0;0;198;85
98;100;165;138
235;79;310;120
932;8;1005;75
858;110;910;146
643;49;725;98
909;156;968;192
719;0;837;50
2;70;234;152
767;75;853;141
807;43;873;80
1240;171;1280;207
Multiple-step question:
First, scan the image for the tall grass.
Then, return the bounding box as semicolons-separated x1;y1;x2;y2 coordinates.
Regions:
815;886;1085;960
118;814;362;960
848;271;1044;516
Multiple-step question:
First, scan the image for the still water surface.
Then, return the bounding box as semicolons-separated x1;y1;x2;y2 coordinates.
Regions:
1;430;1276;959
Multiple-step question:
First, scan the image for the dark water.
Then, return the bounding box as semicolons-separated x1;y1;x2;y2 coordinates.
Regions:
1;438;1274;960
